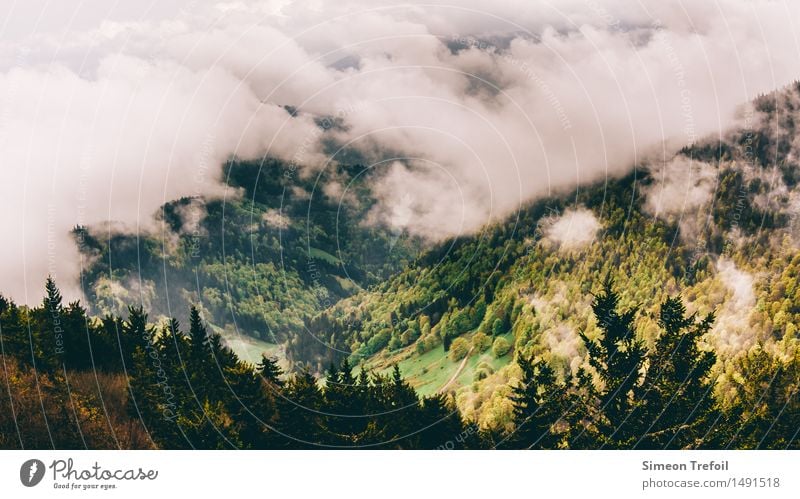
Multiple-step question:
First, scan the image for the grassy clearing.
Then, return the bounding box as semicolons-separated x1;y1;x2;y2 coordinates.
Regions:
216;327;283;367
309;247;341;265
365;332;516;397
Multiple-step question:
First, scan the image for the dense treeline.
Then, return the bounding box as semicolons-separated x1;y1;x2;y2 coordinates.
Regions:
1;277;796;449
0;278;470;449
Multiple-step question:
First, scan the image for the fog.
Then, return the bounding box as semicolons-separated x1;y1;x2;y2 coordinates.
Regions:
1;0;799;302
543;207;601;251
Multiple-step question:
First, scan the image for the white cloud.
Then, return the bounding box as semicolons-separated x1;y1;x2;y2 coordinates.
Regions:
543;207;601;251
643;155;716;217
1;0;799;301
262;208;290;229
712;257;758;355
543;324;582;364
0;53;322;302
716;257;755;310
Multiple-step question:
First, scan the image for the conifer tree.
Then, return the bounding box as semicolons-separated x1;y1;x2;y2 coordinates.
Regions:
188;306;209;358
61;301;93;370
0;299;29;363
566;366;604;449
510;355;563;449
323;357;362;445
724;347;800;449
125;306;163;440
635;297;716;448
44;276;63;311
148;318;190;449
35;276;65;369
417;393;468;449
257;356;284;388
578;277;646;447
187;306;210;401
282;369;324;448
224;363;278;449
385;364;419;447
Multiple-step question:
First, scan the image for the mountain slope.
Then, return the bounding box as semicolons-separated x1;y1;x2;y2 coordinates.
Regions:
75;158;421;361
74;82;800;432
299;82;800;431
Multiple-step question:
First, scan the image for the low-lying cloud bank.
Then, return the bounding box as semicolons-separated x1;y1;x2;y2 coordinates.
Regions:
1;0;799;301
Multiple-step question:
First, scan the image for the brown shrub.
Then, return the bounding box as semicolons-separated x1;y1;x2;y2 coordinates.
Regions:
0;356;114;448
0;356;154;449
66;370;154;449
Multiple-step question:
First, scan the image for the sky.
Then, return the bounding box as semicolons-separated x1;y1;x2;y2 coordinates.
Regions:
0;0;799;303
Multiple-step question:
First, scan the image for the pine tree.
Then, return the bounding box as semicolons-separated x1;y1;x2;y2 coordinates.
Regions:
151;318;192;447
35;276;65;369
257;356;284;388
224;363;277;449
566;366;604;449
724;347;800;449
187;306;210;401
323;357;362;445
61;301;92;370
44;276;63;311
509;355;563;449
417;393;468;449
384;364;420;447
282;369;324;448
121;305;152;369
0;299;29;363
100;314;129;371
125;306;163;442
188;306;209;358
578;277;646;447
635;297;716;449
205;331;240;401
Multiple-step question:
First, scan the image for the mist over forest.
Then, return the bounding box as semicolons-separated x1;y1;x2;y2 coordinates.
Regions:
1;1;799;450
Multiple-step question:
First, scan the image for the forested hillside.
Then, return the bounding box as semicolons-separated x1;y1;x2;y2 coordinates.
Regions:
4;82;797;449
74;157;420;361
1;277;796;449
295;82;800;432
